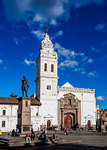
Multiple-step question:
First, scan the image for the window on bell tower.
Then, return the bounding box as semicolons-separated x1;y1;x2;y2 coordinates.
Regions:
44;63;47;71
3;110;6;115
51;64;54;72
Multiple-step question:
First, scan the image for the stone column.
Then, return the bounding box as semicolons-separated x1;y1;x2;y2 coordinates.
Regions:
61;108;63;130
76;108;78;124
18;97;31;135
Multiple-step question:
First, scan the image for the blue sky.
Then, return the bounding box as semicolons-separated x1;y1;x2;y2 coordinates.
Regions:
0;0;107;109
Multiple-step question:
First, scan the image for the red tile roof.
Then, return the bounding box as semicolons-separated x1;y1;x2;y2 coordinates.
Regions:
0;97;41;106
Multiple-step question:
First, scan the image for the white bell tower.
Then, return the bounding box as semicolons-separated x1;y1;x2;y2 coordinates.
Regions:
36;32;58;127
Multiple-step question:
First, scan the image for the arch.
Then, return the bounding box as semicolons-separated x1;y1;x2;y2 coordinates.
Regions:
87;120;91;129
51;64;54;72
2;121;5;127
44;63;47;71
3;110;6;115
47;120;51;129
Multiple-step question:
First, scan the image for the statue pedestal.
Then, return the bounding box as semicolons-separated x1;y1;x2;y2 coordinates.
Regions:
18;97;31;135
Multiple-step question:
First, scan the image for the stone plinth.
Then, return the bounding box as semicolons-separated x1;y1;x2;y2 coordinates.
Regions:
18;97;31;135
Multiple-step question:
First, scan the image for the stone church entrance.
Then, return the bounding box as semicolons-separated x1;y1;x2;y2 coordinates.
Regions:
64;116;72;129
58;93;81;130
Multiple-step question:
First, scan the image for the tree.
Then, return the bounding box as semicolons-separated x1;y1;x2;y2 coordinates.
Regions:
10;93;18;97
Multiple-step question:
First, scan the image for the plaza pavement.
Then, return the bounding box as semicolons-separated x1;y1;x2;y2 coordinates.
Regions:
0;131;107;150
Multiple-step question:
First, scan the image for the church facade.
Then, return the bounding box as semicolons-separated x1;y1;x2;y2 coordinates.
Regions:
36;33;96;130
0;32;96;132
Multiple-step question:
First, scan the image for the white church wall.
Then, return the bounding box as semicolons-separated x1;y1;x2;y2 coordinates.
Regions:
0;105;18;132
57;87;96;126
40;78;57;100
39;99;58;127
31;105;41;131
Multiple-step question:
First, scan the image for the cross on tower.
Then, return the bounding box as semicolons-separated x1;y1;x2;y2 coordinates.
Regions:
46;24;48;33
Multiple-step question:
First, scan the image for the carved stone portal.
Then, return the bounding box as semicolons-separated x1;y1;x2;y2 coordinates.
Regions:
58;93;81;130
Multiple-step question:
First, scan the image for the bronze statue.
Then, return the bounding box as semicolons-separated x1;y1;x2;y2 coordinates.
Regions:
21;76;29;97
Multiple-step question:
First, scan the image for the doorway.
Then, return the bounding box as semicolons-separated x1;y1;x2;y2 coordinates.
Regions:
64;116;72;129
47;120;51;129
88;120;91;129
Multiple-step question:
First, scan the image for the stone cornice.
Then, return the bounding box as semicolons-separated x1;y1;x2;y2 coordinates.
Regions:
37;76;58;79
57;86;95;94
41;55;58;60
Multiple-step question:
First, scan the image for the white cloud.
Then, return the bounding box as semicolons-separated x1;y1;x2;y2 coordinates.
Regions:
73;68;97;76
87;58;94;63
81;56;94;63
4;66;7;70
13;32;28;45
73;67;85;72
73;67;86;74
81;71;86;74
50;19;57;25
54;42;71;57
59;60;78;68
54;42;61;49
73;67;87;75
31;30;44;40
34;14;47;22
96;96;104;101
55;43;93;64
102;40;107;46
2;0;104;26
54;42;84;59
56;31;63;36
29;53;34;57
90;47;101;53
88;71;96;77
13;37;19;45
99;56;106;61
24;59;35;65
95;23;105;31
0;59;3;64
54;42;95;74
51;31;63;40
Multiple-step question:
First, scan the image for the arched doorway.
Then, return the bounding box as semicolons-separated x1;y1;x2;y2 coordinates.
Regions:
47;120;51;129
64;116;72;129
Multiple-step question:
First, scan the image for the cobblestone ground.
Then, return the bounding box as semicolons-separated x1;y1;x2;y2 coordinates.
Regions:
8;133;107;150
